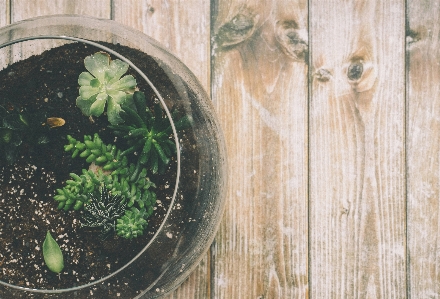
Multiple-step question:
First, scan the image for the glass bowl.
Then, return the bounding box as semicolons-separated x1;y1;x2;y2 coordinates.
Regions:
0;14;226;298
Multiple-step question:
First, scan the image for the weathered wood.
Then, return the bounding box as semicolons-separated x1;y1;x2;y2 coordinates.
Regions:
112;1;212;298
11;0;111;21
211;0;309;298
309;0;406;297
407;1;440;297
0;0;9;26
0;1;10;68
112;0;211;91
9;0;111;63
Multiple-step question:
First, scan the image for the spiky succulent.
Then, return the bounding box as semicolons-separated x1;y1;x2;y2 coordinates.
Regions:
81;185;127;239
111;91;191;174
76;52;137;125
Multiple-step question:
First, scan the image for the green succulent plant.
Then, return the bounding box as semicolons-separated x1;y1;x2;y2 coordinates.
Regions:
81;185;127;239
116;207;148;239
0;104;52;165
111;91;191;174
58;133;157;211
76;52;137;125
43;231;64;273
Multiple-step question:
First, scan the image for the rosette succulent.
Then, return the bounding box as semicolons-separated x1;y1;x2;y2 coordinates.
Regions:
76;52;137;125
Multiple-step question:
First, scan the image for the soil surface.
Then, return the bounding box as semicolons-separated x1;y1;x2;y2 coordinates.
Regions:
0;42;197;297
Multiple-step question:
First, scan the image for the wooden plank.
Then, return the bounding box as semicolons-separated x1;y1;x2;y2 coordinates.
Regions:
0;0;9;26
11;0;111;21
407;1;440;297
9;1;111;63
0;1;11;69
112;0;211;91
309;1;406;297
112;1;212;298
211;0;309;298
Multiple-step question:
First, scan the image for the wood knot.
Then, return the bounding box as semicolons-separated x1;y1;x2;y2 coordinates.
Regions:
275;20;308;62
214;12;258;49
406;28;422;50
344;53;376;93
315;68;332;82
347;61;363;81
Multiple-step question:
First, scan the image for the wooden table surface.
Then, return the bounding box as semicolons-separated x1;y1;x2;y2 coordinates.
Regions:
2;0;440;298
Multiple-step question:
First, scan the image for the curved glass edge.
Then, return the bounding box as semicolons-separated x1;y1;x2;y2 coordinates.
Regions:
0;14;227;298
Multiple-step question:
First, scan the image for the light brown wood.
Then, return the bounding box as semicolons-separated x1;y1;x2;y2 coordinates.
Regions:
0;0;10;68
0;0;9;26
111;1;212;298
309;1;406;297
11;0;111;21
211;0;309;298
8;0;111;63
112;0;211;92
407;0;440;297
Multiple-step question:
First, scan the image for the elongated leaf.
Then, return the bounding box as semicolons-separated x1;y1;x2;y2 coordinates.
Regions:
43;231;64;273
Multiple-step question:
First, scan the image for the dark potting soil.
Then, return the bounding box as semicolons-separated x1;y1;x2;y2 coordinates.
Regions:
0;41;198;296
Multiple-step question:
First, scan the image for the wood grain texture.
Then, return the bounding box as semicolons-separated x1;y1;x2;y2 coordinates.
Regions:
10;0;111;21
309;1;406;298
0;1;10;68
112;0;211;91
212;0;309;298
112;1;212;298
407;1;440;297
0;0;9;26
8;0;111;63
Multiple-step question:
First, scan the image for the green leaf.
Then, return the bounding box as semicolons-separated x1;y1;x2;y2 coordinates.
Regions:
106;59;130;84
89;92;108;116
0;128;12;144
79;85;100;100
84;52;109;82
107;96;124;125
109;75;136;92
76;96;94;116
78;72;95;86
43;231;64;273
107;89;127;105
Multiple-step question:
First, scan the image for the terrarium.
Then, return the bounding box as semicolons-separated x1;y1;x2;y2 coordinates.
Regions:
0;15;226;298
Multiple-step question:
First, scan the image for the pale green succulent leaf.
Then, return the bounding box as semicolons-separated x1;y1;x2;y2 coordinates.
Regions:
106;59;130;84
107;96;124;125
79;85;100;100
78;72;95;86
89;92;108;116
84;52;109;82
43;231;64;273
76;95;95;116
109;75;136;92
107;89;127;104
90;78;101;88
